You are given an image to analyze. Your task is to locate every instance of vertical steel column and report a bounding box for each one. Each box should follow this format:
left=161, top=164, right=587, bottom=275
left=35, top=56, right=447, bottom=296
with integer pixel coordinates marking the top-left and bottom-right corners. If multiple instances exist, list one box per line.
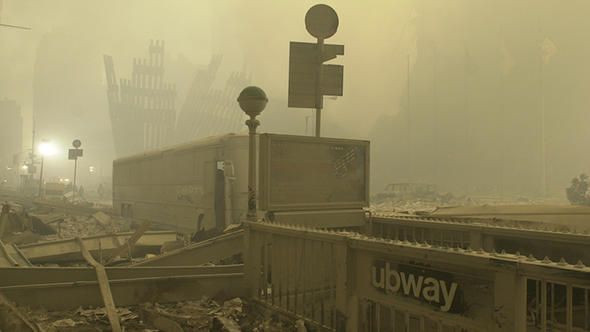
left=73, top=157, right=78, bottom=201
left=38, top=156, right=44, bottom=198
left=585, top=288, right=589, bottom=330
left=566, top=285, right=573, bottom=332
left=541, top=280, right=547, bottom=332
left=315, top=38, right=325, bottom=137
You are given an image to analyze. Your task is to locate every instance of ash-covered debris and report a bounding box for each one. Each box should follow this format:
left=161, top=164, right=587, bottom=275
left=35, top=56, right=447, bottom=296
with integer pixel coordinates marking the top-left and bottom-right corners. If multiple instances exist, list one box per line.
left=0, top=201, right=132, bottom=246
left=0, top=201, right=55, bottom=242
left=18, top=297, right=298, bottom=332
left=371, top=183, right=460, bottom=214
left=371, top=184, right=555, bottom=216
left=50, top=213, right=130, bottom=240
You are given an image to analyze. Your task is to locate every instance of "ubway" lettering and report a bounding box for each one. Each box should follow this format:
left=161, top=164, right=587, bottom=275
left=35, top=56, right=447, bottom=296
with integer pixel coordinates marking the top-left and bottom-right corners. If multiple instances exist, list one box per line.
left=371, top=262, right=458, bottom=312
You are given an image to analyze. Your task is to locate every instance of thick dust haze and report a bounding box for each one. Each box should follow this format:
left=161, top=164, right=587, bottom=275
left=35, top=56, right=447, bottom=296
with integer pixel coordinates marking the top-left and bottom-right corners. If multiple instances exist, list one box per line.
left=1, top=0, right=589, bottom=199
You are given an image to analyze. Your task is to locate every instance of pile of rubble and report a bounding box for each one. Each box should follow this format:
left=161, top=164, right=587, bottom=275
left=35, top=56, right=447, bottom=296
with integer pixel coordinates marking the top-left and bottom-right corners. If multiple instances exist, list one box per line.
left=48, top=212, right=131, bottom=241
left=8, top=297, right=298, bottom=332
left=371, top=194, right=557, bottom=215
left=0, top=200, right=301, bottom=332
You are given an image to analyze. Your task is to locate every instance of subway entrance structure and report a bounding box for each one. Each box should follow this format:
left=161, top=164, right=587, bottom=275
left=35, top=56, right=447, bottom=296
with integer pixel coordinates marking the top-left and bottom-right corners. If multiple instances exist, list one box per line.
left=112, top=89, right=590, bottom=332
left=244, top=221, right=590, bottom=331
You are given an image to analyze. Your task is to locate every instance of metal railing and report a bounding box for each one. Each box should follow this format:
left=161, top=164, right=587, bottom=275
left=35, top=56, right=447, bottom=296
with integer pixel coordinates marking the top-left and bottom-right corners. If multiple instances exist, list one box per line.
left=243, top=221, right=590, bottom=331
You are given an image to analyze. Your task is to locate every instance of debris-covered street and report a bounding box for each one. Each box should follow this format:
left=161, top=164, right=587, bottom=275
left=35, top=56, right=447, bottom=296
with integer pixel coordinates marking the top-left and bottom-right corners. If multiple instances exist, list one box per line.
left=12, top=297, right=298, bottom=332
left=0, top=200, right=301, bottom=331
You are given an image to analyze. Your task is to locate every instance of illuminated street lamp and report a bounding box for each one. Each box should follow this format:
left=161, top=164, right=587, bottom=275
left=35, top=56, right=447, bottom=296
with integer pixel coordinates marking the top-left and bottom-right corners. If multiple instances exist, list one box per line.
left=37, top=140, right=57, bottom=197
left=19, top=164, right=29, bottom=191
left=237, top=86, right=268, bottom=221
left=38, top=140, right=57, bottom=157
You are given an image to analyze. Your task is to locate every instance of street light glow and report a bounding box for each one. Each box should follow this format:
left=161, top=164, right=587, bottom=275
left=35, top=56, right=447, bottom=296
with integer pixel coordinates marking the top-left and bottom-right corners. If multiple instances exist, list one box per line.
left=38, top=141, right=57, bottom=157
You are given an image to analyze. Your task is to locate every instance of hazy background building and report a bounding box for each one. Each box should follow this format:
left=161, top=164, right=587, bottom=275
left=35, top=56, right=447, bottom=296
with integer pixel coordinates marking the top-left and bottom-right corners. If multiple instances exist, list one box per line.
left=0, top=99, right=23, bottom=185
left=2, top=0, right=590, bottom=199
left=369, top=1, right=590, bottom=198
left=105, top=40, right=177, bottom=157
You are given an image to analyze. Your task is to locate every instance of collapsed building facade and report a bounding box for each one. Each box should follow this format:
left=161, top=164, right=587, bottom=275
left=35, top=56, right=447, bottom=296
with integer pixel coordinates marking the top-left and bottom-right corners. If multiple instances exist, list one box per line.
left=104, top=43, right=253, bottom=157
left=104, top=40, right=177, bottom=158
left=174, top=55, right=251, bottom=143
left=0, top=99, right=22, bottom=186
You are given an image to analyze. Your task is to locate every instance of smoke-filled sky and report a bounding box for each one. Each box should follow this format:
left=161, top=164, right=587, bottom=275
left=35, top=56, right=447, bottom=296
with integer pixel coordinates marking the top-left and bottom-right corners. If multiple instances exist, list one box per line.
left=0, top=0, right=413, bottom=183
left=2, top=0, right=590, bottom=198
left=0, top=0, right=411, bottom=137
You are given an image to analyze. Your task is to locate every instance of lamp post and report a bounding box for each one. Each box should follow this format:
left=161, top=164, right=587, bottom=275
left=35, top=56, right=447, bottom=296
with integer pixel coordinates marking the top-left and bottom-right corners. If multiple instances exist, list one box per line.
left=237, top=86, right=268, bottom=221
left=37, top=140, right=56, bottom=198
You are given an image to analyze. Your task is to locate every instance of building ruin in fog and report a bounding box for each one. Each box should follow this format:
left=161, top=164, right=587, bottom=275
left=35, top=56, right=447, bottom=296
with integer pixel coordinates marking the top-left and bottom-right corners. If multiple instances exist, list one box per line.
left=0, top=98, right=22, bottom=183
left=174, top=55, right=251, bottom=143
left=370, top=1, right=590, bottom=198
left=104, top=40, right=176, bottom=158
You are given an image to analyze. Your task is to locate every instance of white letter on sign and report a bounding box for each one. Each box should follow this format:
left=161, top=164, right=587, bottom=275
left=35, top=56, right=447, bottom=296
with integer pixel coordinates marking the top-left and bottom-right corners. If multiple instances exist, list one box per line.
left=385, top=263, right=401, bottom=293
left=401, top=272, right=424, bottom=298
left=422, top=277, right=440, bottom=303
left=371, top=266, right=384, bottom=289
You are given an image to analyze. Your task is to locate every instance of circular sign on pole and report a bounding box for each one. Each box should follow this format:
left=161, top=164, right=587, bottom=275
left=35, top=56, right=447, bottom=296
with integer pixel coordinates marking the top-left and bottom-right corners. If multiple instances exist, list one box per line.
left=72, top=139, right=82, bottom=149
left=305, top=4, right=339, bottom=40
left=238, top=86, right=268, bottom=118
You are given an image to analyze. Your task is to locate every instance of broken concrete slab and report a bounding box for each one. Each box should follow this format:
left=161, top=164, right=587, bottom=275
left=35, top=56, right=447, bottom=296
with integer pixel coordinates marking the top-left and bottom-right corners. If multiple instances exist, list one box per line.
left=104, top=220, right=151, bottom=265
left=140, top=305, right=184, bottom=332
left=0, top=265, right=246, bottom=311
left=17, top=231, right=177, bottom=264
left=28, top=211, right=65, bottom=225
left=133, top=230, right=243, bottom=267
left=0, top=240, right=31, bottom=267
left=91, top=211, right=112, bottom=228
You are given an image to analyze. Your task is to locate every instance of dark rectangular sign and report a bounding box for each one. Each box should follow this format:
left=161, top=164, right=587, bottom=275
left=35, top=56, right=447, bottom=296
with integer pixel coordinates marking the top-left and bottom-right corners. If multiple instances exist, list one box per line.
left=288, top=41, right=344, bottom=108
left=371, top=260, right=466, bottom=314
left=68, top=149, right=83, bottom=160
left=259, top=134, right=369, bottom=211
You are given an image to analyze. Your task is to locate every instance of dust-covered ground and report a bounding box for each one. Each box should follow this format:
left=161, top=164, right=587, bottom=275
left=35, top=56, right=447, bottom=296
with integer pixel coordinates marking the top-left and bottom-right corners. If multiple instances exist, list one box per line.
left=6, top=297, right=301, bottom=332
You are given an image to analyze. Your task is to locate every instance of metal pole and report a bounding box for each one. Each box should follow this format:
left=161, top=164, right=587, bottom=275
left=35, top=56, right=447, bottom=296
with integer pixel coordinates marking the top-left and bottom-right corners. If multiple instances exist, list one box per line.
left=315, top=38, right=325, bottom=137
left=464, top=47, right=471, bottom=194
left=315, top=108, right=321, bottom=137
left=500, top=73, right=506, bottom=197
left=73, top=157, right=78, bottom=202
left=237, top=86, right=267, bottom=221
left=407, top=53, right=412, bottom=180
left=246, top=116, right=260, bottom=220
left=30, top=123, right=35, bottom=182
left=540, top=58, right=547, bottom=197
left=38, top=156, right=44, bottom=198
left=432, top=46, right=438, bottom=185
